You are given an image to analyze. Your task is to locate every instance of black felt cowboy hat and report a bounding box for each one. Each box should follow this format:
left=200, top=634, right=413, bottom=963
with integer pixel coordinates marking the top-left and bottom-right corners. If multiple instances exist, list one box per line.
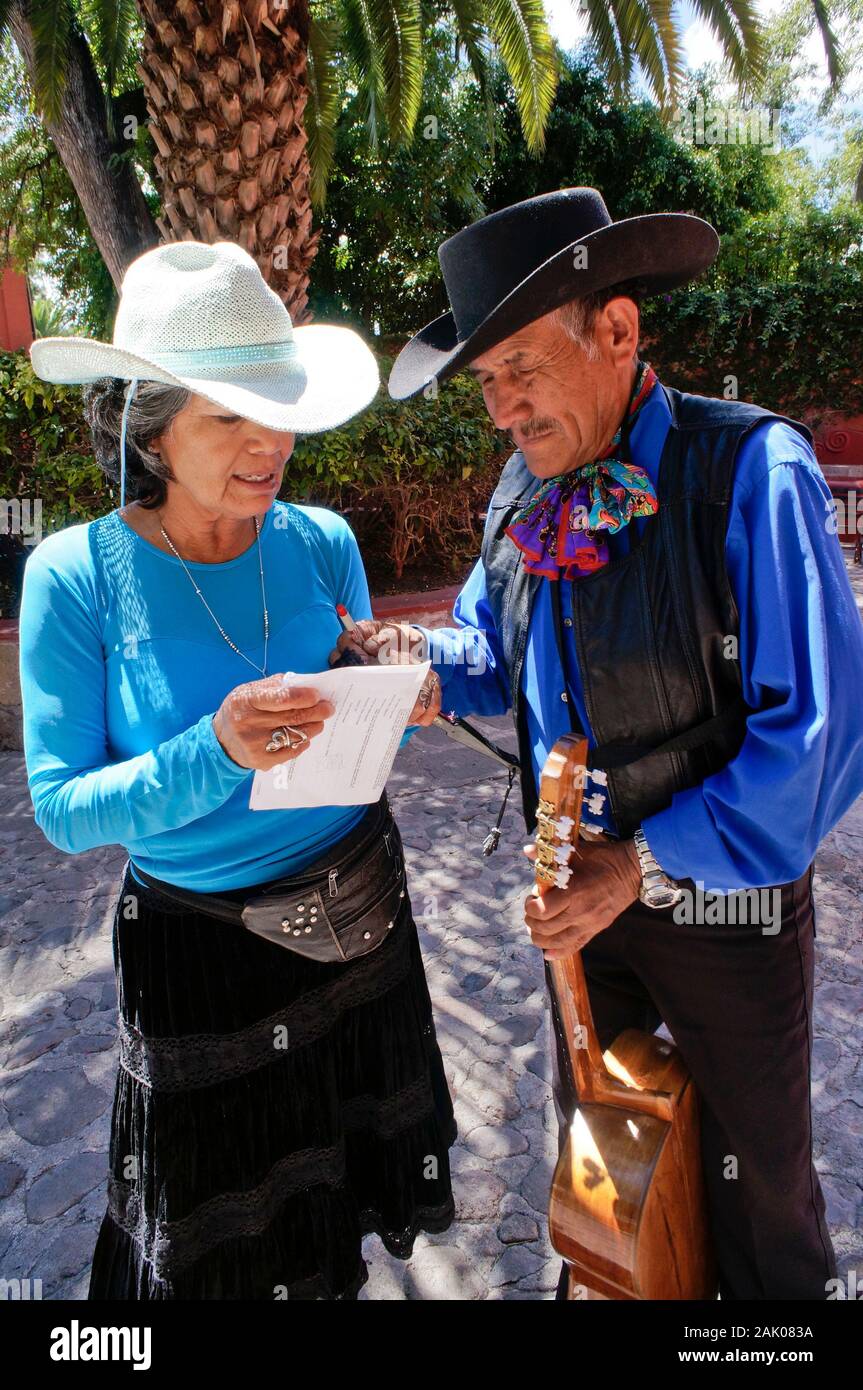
left=388, top=187, right=719, bottom=400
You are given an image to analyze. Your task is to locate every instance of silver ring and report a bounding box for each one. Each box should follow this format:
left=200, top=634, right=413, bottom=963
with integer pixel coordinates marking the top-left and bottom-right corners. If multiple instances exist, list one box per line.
left=265, top=724, right=310, bottom=754
left=418, top=672, right=439, bottom=711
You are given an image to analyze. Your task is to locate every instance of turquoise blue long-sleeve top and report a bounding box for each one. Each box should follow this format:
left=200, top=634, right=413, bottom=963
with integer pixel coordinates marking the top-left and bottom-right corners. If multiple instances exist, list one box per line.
left=423, top=381, right=863, bottom=891
left=19, top=501, right=380, bottom=892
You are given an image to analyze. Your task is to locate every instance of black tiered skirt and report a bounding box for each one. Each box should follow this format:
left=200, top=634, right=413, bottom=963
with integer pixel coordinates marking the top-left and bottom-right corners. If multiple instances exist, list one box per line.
left=88, top=858, right=457, bottom=1300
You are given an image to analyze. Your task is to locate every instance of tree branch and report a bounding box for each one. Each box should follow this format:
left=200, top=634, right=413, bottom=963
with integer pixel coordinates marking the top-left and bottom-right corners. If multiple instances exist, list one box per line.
left=8, top=2, right=159, bottom=287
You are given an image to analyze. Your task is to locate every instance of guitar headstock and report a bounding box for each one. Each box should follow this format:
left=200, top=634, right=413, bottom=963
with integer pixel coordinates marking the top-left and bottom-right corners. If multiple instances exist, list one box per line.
left=534, top=734, right=588, bottom=894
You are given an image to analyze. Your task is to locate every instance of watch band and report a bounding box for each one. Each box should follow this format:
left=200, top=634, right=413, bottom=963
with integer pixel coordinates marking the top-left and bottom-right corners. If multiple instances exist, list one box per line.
left=633, top=826, right=664, bottom=877
left=632, top=826, right=685, bottom=907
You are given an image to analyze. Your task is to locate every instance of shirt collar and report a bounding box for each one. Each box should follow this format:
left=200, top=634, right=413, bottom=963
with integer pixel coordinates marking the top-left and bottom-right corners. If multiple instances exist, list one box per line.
left=627, top=375, right=671, bottom=489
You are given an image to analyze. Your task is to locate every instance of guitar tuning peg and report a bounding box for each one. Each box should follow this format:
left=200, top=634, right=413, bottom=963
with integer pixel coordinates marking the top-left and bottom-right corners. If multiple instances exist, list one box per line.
left=589, top=768, right=608, bottom=786
left=585, top=792, right=606, bottom=815
left=556, top=814, right=575, bottom=839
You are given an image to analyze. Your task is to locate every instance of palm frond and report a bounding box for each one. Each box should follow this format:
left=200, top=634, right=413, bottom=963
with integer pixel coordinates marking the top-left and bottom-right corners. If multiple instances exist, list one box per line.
left=629, top=0, right=685, bottom=106
left=448, top=0, right=491, bottom=90
left=339, top=0, right=385, bottom=145
left=810, top=0, right=843, bottom=91
left=482, top=0, right=557, bottom=155
left=28, top=0, right=76, bottom=122
left=363, top=0, right=423, bottom=143
left=607, top=0, right=636, bottom=90
left=306, top=12, right=343, bottom=207
left=448, top=0, right=495, bottom=151
left=580, top=0, right=627, bottom=94
left=687, top=0, right=765, bottom=94
left=79, top=0, right=138, bottom=95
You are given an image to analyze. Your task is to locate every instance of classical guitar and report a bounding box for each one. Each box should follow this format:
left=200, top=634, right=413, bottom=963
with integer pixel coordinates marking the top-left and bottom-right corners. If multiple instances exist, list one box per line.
left=533, top=733, right=717, bottom=1301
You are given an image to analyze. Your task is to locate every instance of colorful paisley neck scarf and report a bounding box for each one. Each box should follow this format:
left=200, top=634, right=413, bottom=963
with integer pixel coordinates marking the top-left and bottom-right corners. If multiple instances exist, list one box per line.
left=505, top=360, right=659, bottom=579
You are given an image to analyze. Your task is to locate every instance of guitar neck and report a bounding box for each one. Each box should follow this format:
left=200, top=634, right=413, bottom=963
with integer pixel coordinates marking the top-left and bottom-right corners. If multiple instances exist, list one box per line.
left=533, top=735, right=608, bottom=1102
left=535, top=741, right=675, bottom=1120
left=534, top=734, right=662, bottom=1109
left=547, top=953, right=610, bottom=1105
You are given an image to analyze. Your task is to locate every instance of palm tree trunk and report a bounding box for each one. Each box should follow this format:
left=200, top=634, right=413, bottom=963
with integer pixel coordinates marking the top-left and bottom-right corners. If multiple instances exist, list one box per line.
left=8, top=3, right=159, bottom=288
left=137, top=0, right=319, bottom=322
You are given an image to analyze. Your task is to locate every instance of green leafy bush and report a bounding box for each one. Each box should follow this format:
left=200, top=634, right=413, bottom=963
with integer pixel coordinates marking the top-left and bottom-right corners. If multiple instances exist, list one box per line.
left=3, top=194, right=863, bottom=616
left=0, top=352, right=107, bottom=615
left=643, top=207, right=863, bottom=422
left=0, top=351, right=105, bottom=530
left=0, top=350, right=507, bottom=611
left=288, top=360, right=506, bottom=581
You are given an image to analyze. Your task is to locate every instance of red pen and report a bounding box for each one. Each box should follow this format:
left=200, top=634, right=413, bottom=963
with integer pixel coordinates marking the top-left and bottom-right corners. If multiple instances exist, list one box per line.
left=337, top=603, right=420, bottom=665
left=336, top=603, right=358, bottom=633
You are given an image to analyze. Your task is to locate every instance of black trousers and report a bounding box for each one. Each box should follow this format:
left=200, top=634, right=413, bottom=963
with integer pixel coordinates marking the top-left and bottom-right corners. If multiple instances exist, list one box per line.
left=546, top=864, right=837, bottom=1300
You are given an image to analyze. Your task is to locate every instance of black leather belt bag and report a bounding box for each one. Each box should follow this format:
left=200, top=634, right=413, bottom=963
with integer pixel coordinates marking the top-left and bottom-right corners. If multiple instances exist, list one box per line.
left=131, top=795, right=407, bottom=964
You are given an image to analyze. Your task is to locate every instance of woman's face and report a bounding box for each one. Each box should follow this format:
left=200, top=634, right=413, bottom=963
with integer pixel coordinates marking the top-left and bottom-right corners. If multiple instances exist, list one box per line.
left=151, top=393, right=295, bottom=519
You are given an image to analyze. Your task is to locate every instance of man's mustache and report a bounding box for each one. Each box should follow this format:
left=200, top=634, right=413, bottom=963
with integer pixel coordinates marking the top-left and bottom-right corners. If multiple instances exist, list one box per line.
left=511, top=418, right=562, bottom=442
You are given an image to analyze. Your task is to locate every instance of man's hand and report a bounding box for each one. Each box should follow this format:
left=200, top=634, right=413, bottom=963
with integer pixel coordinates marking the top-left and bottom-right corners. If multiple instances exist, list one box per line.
left=329, top=618, right=426, bottom=667
left=329, top=618, right=441, bottom=726
left=523, top=835, right=642, bottom=960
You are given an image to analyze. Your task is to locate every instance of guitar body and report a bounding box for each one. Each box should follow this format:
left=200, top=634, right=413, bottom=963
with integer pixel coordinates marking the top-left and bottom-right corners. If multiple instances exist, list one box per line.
left=549, top=1028, right=716, bottom=1300
left=533, top=734, right=718, bottom=1302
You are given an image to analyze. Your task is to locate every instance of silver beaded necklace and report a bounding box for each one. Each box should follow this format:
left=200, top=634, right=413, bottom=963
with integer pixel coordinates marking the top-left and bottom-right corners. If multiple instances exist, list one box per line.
left=159, top=513, right=269, bottom=677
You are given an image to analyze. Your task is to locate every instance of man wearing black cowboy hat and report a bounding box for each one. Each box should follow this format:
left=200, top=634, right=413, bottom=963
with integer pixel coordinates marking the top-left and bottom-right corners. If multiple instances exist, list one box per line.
left=334, top=188, right=863, bottom=1300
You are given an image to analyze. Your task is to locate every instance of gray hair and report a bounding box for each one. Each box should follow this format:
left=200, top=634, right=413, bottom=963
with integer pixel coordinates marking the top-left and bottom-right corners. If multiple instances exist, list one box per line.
left=82, top=377, right=191, bottom=508
left=548, top=282, right=644, bottom=361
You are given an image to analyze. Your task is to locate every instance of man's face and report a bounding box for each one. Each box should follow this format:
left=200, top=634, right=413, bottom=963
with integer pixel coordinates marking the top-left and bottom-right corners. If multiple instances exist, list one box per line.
left=466, top=298, right=639, bottom=478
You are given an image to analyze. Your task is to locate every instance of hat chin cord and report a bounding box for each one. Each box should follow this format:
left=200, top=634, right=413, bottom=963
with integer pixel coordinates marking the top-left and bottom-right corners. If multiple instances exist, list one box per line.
left=119, top=377, right=139, bottom=511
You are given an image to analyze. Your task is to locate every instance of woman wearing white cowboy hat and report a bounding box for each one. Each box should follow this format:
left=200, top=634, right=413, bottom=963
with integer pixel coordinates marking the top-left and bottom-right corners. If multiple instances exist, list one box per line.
left=20, top=239, right=455, bottom=1300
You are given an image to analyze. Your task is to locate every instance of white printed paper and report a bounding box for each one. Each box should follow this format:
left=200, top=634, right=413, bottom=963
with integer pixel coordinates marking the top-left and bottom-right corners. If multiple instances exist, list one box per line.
left=249, top=662, right=431, bottom=810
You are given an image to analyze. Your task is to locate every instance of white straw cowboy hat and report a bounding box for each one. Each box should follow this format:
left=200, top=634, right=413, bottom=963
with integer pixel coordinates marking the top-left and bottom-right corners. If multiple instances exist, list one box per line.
left=30, top=239, right=380, bottom=433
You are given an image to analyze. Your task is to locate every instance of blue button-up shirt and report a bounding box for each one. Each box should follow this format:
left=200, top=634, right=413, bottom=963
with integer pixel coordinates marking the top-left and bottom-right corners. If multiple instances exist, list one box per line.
left=423, top=380, right=863, bottom=891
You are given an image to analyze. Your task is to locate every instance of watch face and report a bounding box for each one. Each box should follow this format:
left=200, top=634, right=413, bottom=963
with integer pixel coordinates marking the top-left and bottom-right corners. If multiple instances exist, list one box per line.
left=643, top=883, right=683, bottom=910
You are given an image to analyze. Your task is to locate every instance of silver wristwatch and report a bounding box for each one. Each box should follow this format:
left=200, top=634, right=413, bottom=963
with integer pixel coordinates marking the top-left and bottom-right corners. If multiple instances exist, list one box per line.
left=632, top=827, right=685, bottom=909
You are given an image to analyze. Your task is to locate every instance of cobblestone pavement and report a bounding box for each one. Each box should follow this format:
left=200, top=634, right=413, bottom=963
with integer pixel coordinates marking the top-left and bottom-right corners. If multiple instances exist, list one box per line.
left=1, top=556, right=862, bottom=1301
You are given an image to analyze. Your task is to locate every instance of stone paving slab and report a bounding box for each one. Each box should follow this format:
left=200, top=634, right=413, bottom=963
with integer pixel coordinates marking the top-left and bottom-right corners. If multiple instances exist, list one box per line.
left=1, top=555, right=861, bottom=1300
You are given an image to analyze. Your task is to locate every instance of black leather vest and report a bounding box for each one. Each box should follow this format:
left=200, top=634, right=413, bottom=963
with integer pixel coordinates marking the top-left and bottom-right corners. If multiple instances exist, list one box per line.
left=479, top=384, right=813, bottom=835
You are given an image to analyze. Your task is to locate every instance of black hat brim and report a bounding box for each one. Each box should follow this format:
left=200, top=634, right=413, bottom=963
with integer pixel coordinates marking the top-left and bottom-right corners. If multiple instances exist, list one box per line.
left=388, top=212, right=718, bottom=400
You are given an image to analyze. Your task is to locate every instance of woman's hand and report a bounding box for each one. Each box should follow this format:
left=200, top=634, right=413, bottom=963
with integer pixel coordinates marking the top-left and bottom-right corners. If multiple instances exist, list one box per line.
left=329, top=620, right=441, bottom=726
left=213, top=674, right=335, bottom=771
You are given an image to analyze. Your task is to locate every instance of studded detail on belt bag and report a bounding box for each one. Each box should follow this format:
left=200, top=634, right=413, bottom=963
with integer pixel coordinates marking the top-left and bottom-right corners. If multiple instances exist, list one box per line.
left=131, top=796, right=407, bottom=963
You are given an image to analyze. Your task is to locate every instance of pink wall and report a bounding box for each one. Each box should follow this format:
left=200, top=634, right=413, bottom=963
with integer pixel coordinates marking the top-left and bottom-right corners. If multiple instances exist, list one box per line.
left=0, top=266, right=34, bottom=352
left=812, top=417, right=863, bottom=549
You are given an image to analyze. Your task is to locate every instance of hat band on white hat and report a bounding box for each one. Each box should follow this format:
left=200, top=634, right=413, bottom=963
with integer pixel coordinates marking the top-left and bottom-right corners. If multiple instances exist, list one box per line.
left=144, top=339, right=300, bottom=378
left=114, top=338, right=306, bottom=504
